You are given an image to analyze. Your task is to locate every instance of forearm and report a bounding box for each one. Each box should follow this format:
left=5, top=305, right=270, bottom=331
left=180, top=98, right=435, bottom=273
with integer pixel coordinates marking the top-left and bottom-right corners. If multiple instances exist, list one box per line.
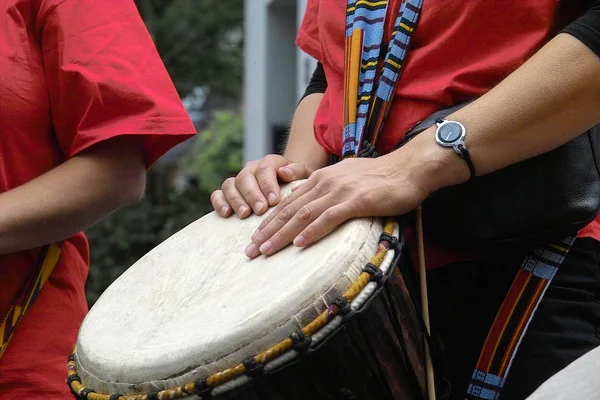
left=284, top=93, right=329, bottom=171
left=0, top=137, right=146, bottom=254
left=398, top=33, right=600, bottom=193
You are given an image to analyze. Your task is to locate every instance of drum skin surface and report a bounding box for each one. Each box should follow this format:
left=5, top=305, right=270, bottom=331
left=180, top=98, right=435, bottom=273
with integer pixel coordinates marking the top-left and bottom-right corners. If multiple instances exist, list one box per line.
left=526, top=344, right=600, bottom=400
left=75, top=183, right=384, bottom=395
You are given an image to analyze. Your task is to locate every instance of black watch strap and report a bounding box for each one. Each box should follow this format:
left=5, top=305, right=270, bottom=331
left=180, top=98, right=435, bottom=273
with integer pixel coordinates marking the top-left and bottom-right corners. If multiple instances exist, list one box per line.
left=455, top=143, right=476, bottom=180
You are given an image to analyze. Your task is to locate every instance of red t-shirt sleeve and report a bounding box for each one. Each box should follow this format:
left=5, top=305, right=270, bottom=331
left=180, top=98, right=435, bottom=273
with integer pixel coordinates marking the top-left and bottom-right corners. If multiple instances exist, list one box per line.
left=38, top=0, right=196, bottom=168
left=296, top=0, right=322, bottom=61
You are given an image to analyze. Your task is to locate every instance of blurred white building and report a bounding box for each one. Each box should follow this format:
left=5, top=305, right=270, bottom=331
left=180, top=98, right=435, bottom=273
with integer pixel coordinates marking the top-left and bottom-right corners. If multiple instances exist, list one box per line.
left=243, top=0, right=317, bottom=163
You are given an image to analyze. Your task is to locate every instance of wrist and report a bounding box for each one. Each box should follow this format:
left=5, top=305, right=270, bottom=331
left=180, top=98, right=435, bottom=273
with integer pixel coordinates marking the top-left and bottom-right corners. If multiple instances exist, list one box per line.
left=389, top=126, right=471, bottom=194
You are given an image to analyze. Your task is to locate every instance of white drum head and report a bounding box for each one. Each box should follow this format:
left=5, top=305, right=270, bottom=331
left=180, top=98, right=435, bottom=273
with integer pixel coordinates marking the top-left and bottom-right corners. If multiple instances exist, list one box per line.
left=526, top=344, right=600, bottom=399
left=74, top=182, right=394, bottom=395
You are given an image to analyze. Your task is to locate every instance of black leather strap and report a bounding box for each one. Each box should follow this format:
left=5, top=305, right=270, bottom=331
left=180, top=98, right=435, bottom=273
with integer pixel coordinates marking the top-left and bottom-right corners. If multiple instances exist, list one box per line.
left=455, top=143, right=476, bottom=180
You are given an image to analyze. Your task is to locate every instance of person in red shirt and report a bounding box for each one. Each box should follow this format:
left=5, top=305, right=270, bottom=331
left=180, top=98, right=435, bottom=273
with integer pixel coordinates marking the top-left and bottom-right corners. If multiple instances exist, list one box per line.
left=0, top=0, right=195, bottom=397
left=211, top=0, right=600, bottom=399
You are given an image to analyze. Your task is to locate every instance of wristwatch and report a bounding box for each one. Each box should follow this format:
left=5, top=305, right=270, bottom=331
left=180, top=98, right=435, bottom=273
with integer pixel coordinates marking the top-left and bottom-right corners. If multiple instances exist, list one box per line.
left=434, top=118, right=476, bottom=179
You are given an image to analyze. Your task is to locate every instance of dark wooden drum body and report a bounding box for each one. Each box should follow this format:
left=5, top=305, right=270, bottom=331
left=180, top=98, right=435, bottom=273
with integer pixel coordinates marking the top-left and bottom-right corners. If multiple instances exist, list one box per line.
left=222, top=266, right=427, bottom=400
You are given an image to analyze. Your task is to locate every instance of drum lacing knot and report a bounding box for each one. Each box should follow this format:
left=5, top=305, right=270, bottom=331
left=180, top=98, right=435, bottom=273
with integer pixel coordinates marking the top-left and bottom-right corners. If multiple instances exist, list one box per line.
left=380, top=232, right=400, bottom=250
left=78, top=388, right=95, bottom=400
left=109, top=395, right=121, bottom=400
left=194, top=379, right=211, bottom=397
left=333, top=296, right=351, bottom=317
left=363, top=263, right=386, bottom=285
left=243, top=357, right=264, bottom=379
left=290, top=329, right=312, bottom=352
left=147, top=392, right=160, bottom=400
left=357, top=140, right=378, bottom=158
left=67, top=374, right=81, bottom=386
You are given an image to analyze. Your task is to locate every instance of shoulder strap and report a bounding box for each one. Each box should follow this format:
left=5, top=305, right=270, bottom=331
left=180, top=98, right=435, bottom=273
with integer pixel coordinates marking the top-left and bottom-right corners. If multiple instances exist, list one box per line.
left=343, top=0, right=423, bottom=159
left=466, top=237, right=574, bottom=399
left=0, top=242, right=63, bottom=360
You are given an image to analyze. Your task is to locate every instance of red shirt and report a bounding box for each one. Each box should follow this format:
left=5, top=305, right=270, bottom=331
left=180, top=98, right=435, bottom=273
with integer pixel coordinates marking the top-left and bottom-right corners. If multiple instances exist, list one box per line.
left=296, top=0, right=599, bottom=268
left=0, top=0, right=195, bottom=397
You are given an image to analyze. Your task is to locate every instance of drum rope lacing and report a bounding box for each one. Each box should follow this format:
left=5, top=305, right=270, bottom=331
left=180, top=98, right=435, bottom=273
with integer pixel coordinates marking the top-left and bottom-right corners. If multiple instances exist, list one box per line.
left=67, top=220, right=400, bottom=400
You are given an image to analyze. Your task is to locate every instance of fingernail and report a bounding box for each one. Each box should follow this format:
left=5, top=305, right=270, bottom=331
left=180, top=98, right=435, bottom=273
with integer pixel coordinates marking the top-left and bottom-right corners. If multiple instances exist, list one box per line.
left=238, top=205, right=248, bottom=216
left=245, top=243, right=259, bottom=258
left=254, top=202, right=264, bottom=213
left=220, top=206, right=229, bottom=216
left=267, top=192, right=277, bottom=204
left=259, top=241, right=273, bottom=254
left=294, top=236, right=306, bottom=247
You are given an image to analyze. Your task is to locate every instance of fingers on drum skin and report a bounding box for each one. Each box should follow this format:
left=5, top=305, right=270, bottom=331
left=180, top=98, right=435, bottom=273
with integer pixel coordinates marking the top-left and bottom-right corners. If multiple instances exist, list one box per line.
left=234, top=167, right=269, bottom=215
left=245, top=202, right=301, bottom=258
left=253, top=182, right=312, bottom=235
left=252, top=193, right=334, bottom=257
left=222, top=177, right=252, bottom=218
left=210, top=190, right=234, bottom=217
left=294, top=202, right=353, bottom=247
left=254, top=163, right=281, bottom=207
left=245, top=192, right=311, bottom=258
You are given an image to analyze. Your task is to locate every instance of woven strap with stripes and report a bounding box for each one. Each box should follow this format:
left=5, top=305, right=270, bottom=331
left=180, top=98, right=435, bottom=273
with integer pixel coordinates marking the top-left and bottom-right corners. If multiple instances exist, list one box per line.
left=466, top=237, right=574, bottom=400
left=0, top=242, right=62, bottom=361
left=342, top=0, right=423, bottom=159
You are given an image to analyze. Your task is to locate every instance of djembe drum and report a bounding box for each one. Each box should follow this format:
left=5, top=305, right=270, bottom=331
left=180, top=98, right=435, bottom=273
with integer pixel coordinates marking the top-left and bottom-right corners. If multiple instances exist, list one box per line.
left=67, top=183, right=427, bottom=400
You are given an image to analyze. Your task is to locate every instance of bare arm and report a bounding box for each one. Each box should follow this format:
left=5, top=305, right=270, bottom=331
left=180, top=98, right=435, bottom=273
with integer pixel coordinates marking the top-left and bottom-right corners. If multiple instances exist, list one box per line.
left=283, top=93, right=329, bottom=172
left=398, top=33, right=600, bottom=193
left=0, top=137, right=146, bottom=254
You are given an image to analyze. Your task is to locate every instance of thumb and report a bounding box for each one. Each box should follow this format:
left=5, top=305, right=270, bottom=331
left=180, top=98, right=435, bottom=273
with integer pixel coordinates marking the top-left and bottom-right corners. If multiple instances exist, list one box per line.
left=277, top=163, right=312, bottom=182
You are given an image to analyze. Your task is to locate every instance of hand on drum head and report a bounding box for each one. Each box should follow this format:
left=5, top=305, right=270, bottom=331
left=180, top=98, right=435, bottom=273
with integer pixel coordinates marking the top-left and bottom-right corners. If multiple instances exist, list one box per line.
left=210, top=154, right=313, bottom=219
left=245, top=154, right=432, bottom=258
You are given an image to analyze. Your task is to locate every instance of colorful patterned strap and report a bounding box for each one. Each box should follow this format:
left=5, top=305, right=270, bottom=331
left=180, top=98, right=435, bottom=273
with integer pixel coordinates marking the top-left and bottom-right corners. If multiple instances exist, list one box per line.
left=343, top=0, right=423, bottom=159
left=0, top=242, right=62, bottom=360
left=466, top=237, right=575, bottom=400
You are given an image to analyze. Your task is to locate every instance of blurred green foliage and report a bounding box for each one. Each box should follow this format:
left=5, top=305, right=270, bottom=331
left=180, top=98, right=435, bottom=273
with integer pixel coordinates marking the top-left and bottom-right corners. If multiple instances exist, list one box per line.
left=135, top=0, right=244, bottom=97
left=181, top=111, right=244, bottom=193
left=84, top=1, right=245, bottom=306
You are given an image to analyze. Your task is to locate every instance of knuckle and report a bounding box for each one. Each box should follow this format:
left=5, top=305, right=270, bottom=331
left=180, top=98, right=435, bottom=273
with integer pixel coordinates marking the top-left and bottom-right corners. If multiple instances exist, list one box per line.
left=279, top=192, right=292, bottom=207
left=269, top=232, right=283, bottom=247
left=309, top=169, right=322, bottom=179
left=278, top=205, right=296, bottom=222
left=323, top=207, right=341, bottom=222
left=235, top=168, right=252, bottom=184
left=210, top=190, right=221, bottom=202
left=296, top=205, right=312, bottom=221
left=227, top=193, right=241, bottom=205
left=240, top=188, right=259, bottom=202
left=222, top=178, right=236, bottom=189
left=263, top=154, right=282, bottom=164
left=254, top=164, right=273, bottom=177
left=302, top=225, right=317, bottom=241
left=244, top=160, right=258, bottom=170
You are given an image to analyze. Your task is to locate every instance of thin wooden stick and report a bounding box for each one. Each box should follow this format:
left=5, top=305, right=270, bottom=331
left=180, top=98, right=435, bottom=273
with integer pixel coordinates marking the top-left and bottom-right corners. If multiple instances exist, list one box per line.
left=416, top=204, right=436, bottom=400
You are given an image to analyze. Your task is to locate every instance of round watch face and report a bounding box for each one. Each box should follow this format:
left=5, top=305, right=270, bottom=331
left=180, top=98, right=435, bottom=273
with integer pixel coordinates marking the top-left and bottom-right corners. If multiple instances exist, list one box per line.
left=437, top=121, right=464, bottom=144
